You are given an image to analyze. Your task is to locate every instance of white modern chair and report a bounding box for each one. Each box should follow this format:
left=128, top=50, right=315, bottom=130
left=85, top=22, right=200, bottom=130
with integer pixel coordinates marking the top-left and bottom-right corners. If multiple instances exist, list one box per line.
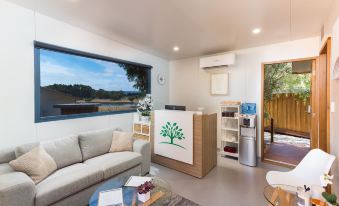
left=266, top=149, right=336, bottom=187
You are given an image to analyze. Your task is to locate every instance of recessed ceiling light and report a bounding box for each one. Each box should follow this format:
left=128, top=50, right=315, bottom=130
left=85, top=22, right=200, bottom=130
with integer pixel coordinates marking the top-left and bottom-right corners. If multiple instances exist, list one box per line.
left=173, top=46, right=180, bottom=52
left=252, top=28, right=261, bottom=34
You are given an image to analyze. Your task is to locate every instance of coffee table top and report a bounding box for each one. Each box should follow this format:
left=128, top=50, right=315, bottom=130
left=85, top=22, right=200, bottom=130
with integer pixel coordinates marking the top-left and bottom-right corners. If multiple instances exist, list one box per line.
left=264, top=184, right=298, bottom=206
left=89, top=176, right=171, bottom=206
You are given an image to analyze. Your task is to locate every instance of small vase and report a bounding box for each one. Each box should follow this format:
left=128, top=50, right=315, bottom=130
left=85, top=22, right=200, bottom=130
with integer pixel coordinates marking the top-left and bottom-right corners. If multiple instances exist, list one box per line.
left=140, top=116, right=150, bottom=123
left=311, top=185, right=325, bottom=199
left=138, top=191, right=150, bottom=202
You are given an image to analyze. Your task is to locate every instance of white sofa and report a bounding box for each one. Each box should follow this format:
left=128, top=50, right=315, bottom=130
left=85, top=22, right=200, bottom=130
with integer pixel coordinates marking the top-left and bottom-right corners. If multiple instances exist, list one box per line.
left=0, top=128, right=150, bottom=206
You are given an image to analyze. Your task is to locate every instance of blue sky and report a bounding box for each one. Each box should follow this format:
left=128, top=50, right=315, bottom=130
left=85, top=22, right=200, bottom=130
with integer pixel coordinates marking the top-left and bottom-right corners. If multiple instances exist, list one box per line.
left=40, top=49, right=137, bottom=91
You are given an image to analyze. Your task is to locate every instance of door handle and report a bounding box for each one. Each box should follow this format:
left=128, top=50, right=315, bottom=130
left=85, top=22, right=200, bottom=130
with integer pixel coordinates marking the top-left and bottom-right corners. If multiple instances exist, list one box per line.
left=305, top=105, right=312, bottom=114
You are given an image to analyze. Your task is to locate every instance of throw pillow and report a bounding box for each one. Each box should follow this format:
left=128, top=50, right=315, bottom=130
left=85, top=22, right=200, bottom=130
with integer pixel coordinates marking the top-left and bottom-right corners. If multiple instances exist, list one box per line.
left=109, top=131, right=133, bottom=152
left=9, top=146, right=57, bottom=184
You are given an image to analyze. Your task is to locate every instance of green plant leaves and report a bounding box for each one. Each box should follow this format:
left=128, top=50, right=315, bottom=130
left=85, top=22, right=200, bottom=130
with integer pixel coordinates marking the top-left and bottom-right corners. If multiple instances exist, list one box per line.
left=159, top=121, right=185, bottom=145
left=264, top=63, right=311, bottom=102
left=322, top=192, right=338, bottom=204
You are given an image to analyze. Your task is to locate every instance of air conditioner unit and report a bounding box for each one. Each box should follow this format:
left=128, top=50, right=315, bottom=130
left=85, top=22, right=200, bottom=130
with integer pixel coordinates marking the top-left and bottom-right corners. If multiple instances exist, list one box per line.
left=199, top=53, right=235, bottom=68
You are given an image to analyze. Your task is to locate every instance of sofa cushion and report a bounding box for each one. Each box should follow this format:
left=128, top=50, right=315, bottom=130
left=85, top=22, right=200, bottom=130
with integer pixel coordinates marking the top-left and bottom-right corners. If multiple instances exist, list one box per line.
left=15, top=142, right=40, bottom=158
left=42, top=135, right=82, bottom=169
left=79, top=129, right=113, bottom=161
left=84, top=152, right=142, bottom=179
left=9, top=146, right=57, bottom=184
left=0, top=172, right=36, bottom=206
left=0, top=148, right=16, bottom=164
left=14, top=137, right=82, bottom=170
left=0, top=163, right=14, bottom=175
left=35, top=163, right=103, bottom=206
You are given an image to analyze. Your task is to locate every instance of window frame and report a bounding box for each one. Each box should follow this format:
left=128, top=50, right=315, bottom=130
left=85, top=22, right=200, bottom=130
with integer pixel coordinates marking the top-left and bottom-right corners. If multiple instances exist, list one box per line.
left=34, top=41, right=152, bottom=123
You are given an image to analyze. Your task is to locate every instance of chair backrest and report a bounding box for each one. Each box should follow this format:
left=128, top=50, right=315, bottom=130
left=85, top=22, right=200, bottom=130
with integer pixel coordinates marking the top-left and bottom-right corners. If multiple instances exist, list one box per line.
left=292, top=149, right=335, bottom=186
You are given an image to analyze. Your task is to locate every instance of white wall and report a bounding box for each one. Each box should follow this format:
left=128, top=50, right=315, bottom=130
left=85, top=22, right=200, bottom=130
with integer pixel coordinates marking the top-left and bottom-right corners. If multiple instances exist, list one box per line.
left=0, top=0, right=169, bottom=149
left=323, top=0, right=339, bottom=43
left=169, top=37, right=320, bottom=155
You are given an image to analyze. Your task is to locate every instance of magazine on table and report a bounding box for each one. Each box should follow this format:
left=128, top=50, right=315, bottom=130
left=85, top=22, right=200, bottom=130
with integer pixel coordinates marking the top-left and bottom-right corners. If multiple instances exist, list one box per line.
left=125, top=176, right=153, bottom=187
left=98, top=188, right=123, bottom=206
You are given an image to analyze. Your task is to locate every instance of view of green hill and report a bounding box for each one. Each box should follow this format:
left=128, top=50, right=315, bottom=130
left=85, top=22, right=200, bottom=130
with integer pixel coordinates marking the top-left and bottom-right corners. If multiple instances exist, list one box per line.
left=44, top=84, right=144, bottom=101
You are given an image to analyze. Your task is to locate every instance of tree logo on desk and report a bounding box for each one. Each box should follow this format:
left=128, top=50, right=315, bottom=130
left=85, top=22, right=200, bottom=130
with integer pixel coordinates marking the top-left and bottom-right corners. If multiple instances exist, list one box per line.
left=159, top=122, right=186, bottom=149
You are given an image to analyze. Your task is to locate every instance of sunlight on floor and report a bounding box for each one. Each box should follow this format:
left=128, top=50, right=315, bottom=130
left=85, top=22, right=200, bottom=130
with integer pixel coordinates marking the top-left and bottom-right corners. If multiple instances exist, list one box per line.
left=264, top=132, right=310, bottom=148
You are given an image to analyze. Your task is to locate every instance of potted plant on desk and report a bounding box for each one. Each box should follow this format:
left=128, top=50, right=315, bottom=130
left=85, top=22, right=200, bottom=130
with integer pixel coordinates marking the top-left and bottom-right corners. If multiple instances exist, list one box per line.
left=320, top=174, right=338, bottom=206
left=310, top=174, right=337, bottom=205
left=137, top=94, right=153, bottom=123
left=137, top=181, right=155, bottom=202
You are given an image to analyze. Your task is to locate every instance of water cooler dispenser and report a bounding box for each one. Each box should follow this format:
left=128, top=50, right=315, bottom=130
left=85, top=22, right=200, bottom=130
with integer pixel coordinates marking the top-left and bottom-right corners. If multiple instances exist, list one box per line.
left=239, top=114, right=257, bottom=167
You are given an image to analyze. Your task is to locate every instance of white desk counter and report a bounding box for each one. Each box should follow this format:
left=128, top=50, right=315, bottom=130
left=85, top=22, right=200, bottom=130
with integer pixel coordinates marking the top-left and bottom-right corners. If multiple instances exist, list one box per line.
left=151, top=110, right=217, bottom=178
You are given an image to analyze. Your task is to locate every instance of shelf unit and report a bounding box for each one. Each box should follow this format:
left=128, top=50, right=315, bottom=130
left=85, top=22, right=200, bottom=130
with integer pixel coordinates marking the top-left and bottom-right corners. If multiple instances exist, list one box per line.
left=133, top=121, right=151, bottom=141
left=133, top=114, right=151, bottom=141
left=220, top=104, right=240, bottom=158
left=221, top=127, right=239, bottom=132
left=222, top=117, right=239, bottom=120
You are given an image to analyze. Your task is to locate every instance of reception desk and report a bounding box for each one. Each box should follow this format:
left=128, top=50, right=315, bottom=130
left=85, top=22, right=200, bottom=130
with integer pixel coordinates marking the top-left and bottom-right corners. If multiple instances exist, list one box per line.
left=151, top=110, right=217, bottom=178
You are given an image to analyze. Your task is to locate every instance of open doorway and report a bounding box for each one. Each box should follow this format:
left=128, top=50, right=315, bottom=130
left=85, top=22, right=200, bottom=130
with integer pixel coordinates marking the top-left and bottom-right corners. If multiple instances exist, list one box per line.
left=262, top=60, right=313, bottom=166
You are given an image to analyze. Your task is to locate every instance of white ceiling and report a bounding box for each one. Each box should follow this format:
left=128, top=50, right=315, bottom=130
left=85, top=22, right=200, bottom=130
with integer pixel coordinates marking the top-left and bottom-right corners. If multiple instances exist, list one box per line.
left=8, top=0, right=334, bottom=60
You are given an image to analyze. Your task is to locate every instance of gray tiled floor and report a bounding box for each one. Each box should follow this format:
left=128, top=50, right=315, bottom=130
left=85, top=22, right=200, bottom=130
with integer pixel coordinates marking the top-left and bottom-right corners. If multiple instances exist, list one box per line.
left=150, top=157, right=289, bottom=206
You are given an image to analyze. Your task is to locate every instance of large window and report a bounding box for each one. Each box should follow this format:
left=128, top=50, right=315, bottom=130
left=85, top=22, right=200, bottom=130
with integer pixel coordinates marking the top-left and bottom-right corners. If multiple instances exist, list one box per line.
left=34, top=41, right=151, bottom=122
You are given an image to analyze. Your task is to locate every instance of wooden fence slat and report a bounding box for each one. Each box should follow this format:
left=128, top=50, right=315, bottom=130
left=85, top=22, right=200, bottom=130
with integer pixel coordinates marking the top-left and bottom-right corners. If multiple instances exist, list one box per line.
left=264, top=93, right=310, bottom=135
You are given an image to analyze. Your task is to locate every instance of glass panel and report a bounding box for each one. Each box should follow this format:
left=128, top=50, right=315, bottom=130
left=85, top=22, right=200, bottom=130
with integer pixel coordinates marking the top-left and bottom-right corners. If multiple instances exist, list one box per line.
left=37, top=46, right=150, bottom=120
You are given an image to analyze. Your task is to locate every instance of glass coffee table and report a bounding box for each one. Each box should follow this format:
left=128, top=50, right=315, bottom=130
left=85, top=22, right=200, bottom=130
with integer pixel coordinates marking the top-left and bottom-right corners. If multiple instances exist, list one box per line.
left=89, top=176, right=172, bottom=206
left=264, top=184, right=298, bottom=206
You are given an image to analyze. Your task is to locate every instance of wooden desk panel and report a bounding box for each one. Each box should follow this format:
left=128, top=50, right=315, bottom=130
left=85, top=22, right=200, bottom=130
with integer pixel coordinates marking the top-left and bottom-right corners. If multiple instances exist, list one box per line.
left=151, top=113, right=217, bottom=178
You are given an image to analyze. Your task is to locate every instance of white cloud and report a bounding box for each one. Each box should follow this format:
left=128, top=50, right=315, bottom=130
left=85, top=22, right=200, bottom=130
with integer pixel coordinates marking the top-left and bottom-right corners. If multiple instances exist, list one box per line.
left=93, top=59, right=126, bottom=78
left=41, top=61, right=75, bottom=77
left=103, top=67, right=114, bottom=77
left=40, top=57, right=136, bottom=91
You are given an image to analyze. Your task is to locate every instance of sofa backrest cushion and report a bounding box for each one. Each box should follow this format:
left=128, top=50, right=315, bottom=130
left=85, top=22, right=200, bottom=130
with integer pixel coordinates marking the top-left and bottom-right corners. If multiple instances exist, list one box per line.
left=15, top=136, right=82, bottom=169
left=42, top=135, right=82, bottom=169
left=0, top=148, right=16, bottom=164
left=79, top=128, right=113, bottom=161
left=15, top=142, right=40, bottom=158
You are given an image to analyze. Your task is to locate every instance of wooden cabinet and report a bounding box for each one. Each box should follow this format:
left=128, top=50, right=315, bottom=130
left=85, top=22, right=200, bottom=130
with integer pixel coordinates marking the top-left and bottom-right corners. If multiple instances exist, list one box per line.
left=133, top=122, right=151, bottom=141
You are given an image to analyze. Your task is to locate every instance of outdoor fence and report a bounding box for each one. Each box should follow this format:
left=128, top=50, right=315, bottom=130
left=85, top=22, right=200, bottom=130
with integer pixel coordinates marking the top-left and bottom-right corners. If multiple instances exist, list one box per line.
left=264, top=93, right=311, bottom=138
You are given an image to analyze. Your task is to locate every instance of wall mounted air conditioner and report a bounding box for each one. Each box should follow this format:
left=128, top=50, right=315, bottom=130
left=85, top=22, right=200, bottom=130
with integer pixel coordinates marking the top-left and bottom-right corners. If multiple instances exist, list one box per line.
left=199, top=53, right=235, bottom=68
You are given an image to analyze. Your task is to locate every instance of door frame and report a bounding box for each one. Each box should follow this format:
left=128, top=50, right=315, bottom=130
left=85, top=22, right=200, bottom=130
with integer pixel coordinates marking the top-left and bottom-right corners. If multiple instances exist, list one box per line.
left=260, top=57, right=318, bottom=165
left=319, top=37, right=331, bottom=153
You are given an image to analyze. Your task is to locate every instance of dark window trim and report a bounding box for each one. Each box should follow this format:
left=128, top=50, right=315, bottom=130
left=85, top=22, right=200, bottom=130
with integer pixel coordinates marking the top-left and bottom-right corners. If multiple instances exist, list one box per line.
left=34, top=41, right=152, bottom=123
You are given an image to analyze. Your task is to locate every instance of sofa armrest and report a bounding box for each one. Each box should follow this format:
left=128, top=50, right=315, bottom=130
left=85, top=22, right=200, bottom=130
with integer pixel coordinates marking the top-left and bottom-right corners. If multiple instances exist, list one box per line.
left=133, top=139, right=150, bottom=175
left=0, top=172, right=36, bottom=206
